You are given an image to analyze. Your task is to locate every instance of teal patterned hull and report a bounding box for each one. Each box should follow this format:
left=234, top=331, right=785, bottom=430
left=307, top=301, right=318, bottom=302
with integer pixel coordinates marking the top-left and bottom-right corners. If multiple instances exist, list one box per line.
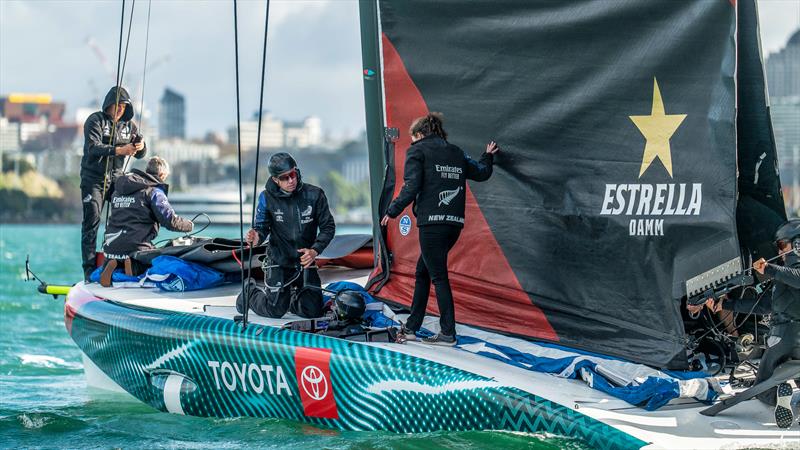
left=65, top=285, right=646, bottom=450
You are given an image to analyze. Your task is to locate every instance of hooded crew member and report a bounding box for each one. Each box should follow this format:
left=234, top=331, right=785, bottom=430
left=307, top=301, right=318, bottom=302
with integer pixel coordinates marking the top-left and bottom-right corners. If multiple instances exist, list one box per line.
left=80, top=86, right=147, bottom=280
left=103, top=157, right=192, bottom=262
left=237, top=153, right=336, bottom=319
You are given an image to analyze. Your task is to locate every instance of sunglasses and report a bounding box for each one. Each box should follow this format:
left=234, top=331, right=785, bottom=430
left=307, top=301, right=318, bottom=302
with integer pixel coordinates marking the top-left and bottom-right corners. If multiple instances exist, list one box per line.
left=276, top=170, right=297, bottom=182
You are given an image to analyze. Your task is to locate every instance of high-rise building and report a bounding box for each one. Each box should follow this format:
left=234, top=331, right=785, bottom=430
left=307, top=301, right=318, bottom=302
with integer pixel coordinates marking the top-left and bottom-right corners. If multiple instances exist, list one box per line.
left=159, top=88, right=186, bottom=139
left=766, top=29, right=800, bottom=98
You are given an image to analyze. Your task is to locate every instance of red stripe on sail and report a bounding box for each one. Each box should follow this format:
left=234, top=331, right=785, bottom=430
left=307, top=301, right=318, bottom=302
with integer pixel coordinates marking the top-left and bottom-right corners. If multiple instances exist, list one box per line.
left=376, top=35, right=557, bottom=341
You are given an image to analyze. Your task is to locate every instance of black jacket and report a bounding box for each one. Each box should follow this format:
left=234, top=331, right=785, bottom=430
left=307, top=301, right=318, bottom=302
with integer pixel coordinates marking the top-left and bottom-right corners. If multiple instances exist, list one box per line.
left=254, top=175, right=336, bottom=268
left=103, top=169, right=193, bottom=258
left=81, top=87, right=147, bottom=187
left=726, top=255, right=800, bottom=327
left=386, top=135, right=493, bottom=227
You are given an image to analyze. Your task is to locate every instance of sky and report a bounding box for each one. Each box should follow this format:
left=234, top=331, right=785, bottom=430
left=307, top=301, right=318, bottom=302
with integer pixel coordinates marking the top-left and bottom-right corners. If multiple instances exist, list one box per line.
left=1, top=0, right=799, bottom=140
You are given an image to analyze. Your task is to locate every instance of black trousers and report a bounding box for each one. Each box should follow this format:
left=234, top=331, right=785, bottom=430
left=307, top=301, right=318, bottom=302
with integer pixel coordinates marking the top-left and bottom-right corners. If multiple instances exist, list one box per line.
left=81, top=183, right=110, bottom=279
left=405, top=225, right=462, bottom=337
left=237, top=267, right=323, bottom=319
left=755, top=323, right=800, bottom=406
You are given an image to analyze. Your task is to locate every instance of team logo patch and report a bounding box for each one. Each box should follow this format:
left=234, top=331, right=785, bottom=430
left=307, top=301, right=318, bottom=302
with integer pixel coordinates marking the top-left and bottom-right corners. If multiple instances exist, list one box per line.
left=438, top=186, right=462, bottom=206
left=399, top=215, right=412, bottom=236
left=294, top=347, right=338, bottom=419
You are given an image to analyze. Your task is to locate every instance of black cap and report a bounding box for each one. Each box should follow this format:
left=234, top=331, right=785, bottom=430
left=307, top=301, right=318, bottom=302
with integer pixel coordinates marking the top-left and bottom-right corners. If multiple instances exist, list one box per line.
left=268, top=152, right=297, bottom=177
left=774, top=219, right=800, bottom=244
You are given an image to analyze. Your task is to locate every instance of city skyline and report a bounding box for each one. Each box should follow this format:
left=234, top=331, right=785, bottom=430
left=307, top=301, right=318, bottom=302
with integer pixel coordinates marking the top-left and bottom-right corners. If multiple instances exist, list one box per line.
left=2, top=1, right=798, bottom=141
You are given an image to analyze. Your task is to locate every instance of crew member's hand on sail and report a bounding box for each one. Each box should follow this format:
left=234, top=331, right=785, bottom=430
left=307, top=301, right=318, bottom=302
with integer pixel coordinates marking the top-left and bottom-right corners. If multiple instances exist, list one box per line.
left=486, top=141, right=500, bottom=154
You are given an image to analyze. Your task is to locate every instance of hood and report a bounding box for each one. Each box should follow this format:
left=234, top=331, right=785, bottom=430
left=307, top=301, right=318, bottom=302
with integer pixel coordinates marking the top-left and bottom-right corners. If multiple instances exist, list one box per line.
left=102, top=86, right=134, bottom=121
left=115, top=169, right=166, bottom=195
left=265, top=169, right=304, bottom=198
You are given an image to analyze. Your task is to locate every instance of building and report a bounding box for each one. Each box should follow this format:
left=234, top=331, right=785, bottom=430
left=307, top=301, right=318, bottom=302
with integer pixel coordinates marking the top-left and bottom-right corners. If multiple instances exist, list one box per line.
left=159, top=88, right=186, bottom=139
left=342, top=155, right=369, bottom=184
left=766, top=29, right=800, bottom=98
left=284, top=116, right=322, bottom=148
left=0, top=93, right=64, bottom=125
left=0, top=117, right=21, bottom=154
left=0, top=93, right=65, bottom=146
left=227, top=113, right=323, bottom=150
left=151, top=138, right=220, bottom=165
left=228, top=111, right=283, bottom=151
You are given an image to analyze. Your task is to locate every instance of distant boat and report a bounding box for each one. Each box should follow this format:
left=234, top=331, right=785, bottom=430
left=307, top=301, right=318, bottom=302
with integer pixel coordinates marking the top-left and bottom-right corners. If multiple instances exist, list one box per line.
left=168, top=185, right=252, bottom=226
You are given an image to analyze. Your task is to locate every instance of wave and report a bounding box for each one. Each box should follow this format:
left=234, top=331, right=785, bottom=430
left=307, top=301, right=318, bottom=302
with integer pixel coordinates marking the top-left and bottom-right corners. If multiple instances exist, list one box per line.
left=17, top=354, right=82, bottom=370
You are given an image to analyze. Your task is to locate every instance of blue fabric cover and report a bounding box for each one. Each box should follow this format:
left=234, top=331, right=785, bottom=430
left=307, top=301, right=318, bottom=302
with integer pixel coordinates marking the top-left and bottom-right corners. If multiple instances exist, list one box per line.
left=88, top=266, right=141, bottom=283
left=456, top=335, right=712, bottom=410
left=145, top=255, right=224, bottom=292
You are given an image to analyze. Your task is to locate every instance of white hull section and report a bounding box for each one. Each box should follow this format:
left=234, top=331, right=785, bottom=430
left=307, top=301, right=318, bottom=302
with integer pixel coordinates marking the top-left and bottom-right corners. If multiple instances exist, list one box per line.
left=74, top=272, right=800, bottom=449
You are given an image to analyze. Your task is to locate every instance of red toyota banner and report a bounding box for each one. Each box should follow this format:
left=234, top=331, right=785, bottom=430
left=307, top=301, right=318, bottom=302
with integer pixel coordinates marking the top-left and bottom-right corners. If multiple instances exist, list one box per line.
left=294, top=347, right=338, bottom=419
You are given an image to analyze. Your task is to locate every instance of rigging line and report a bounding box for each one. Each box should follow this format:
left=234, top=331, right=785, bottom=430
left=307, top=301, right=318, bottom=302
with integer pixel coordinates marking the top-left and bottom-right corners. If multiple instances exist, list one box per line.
left=103, top=0, right=138, bottom=229
left=123, top=0, right=152, bottom=175
left=232, top=0, right=248, bottom=328
left=243, top=0, right=272, bottom=324
left=101, top=0, right=130, bottom=229
left=119, top=0, right=137, bottom=86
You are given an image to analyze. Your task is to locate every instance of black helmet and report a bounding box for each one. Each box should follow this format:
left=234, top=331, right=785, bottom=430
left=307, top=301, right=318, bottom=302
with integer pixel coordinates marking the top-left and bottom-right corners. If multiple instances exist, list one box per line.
left=775, top=219, right=800, bottom=249
left=333, top=290, right=366, bottom=321
left=268, top=152, right=297, bottom=177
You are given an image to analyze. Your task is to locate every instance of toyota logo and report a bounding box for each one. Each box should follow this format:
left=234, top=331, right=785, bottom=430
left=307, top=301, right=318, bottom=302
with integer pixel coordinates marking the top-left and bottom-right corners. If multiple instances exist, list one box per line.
left=300, top=365, right=328, bottom=401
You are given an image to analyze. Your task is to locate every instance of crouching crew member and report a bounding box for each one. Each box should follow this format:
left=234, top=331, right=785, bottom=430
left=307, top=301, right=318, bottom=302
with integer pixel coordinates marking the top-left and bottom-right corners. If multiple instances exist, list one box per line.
left=751, top=220, right=800, bottom=428
left=692, top=219, right=800, bottom=428
left=381, top=113, right=499, bottom=346
left=100, top=156, right=193, bottom=285
left=238, top=152, right=336, bottom=318
left=80, top=86, right=147, bottom=280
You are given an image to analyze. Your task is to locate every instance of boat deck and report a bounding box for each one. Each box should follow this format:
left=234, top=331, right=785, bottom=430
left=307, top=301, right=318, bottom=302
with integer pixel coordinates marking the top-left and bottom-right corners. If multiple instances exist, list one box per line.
left=78, top=270, right=800, bottom=449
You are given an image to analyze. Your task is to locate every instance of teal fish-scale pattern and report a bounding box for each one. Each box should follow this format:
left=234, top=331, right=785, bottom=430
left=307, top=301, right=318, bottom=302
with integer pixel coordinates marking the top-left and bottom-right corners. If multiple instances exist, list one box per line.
left=68, top=300, right=647, bottom=450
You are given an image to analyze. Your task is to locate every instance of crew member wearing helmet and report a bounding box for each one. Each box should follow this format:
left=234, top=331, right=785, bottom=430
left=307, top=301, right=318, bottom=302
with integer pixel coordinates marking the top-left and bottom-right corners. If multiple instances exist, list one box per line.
left=693, top=219, right=800, bottom=427
left=750, top=220, right=800, bottom=427
left=237, top=152, right=336, bottom=318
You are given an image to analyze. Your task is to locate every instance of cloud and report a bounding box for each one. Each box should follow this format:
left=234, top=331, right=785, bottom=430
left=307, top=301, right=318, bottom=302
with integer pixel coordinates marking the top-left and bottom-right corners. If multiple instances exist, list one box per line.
left=0, top=0, right=365, bottom=138
left=2, top=0, right=797, bottom=139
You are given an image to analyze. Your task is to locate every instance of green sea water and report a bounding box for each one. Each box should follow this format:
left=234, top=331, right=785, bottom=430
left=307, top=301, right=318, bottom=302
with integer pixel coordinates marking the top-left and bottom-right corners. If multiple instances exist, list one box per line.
left=0, top=224, right=588, bottom=449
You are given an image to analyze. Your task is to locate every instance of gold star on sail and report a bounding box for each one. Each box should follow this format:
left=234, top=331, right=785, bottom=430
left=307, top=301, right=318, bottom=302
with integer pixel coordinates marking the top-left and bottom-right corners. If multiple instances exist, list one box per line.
left=629, top=78, right=687, bottom=178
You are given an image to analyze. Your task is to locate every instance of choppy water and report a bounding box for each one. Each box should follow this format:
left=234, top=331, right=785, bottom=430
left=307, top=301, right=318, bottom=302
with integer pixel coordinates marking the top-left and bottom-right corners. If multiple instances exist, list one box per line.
left=0, top=224, right=586, bottom=449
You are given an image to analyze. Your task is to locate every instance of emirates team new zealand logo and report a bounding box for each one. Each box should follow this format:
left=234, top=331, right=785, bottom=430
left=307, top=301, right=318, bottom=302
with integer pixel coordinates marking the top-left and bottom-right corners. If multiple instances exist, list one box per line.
left=438, top=186, right=462, bottom=206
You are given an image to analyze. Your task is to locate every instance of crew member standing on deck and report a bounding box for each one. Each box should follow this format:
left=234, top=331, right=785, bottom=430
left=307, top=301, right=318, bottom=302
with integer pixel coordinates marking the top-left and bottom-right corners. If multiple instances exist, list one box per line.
left=381, top=113, right=499, bottom=346
left=80, top=86, right=147, bottom=280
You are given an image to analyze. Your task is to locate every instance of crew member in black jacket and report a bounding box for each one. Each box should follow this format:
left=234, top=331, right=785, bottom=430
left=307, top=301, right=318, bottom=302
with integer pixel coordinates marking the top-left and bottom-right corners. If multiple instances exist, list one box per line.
left=99, top=157, right=192, bottom=285
left=690, top=219, right=800, bottom=427
left=80, top=86, right=147, bottom=280
left=238, top=153, right=336, bottom=318
left=381, top=113, right=499, bottom=346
